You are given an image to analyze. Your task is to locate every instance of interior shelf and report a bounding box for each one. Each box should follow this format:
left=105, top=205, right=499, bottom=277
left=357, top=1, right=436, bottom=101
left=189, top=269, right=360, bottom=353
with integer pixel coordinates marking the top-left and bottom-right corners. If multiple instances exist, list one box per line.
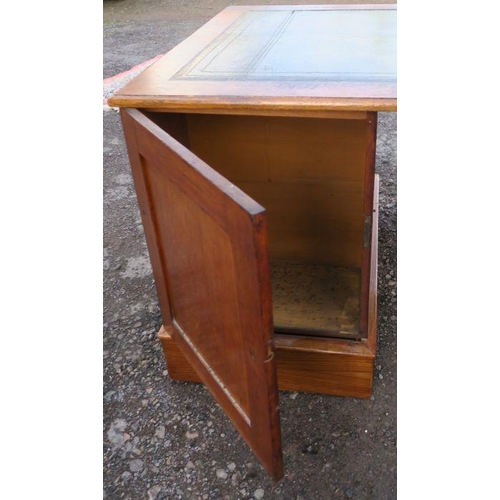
left=270, top=261, right=361, bottom=339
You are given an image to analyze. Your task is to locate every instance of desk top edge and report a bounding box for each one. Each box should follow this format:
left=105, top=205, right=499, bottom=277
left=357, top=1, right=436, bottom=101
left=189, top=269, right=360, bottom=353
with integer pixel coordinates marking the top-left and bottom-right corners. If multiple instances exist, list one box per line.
left=107, top=95, right=397, bottom=113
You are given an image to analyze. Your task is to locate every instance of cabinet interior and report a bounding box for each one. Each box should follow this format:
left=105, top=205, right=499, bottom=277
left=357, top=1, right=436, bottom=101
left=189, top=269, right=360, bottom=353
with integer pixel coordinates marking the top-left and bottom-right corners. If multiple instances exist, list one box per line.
left=145, top=111, right=367, bottom=340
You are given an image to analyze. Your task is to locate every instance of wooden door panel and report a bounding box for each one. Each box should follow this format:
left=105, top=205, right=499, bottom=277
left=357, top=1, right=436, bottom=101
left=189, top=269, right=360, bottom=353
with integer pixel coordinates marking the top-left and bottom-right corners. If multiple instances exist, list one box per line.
left=146, top=169, right=251, bottom=414
left=120, top=108, right=283, bottom=480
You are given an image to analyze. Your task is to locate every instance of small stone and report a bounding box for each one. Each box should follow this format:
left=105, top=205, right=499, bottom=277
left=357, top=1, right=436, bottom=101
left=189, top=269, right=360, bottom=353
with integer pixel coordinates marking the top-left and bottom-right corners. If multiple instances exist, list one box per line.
left=290, top=392, right=298, bottom=400
left=104, top=391, right=115, bottom=401
left=147, top=485, right=162, bottom=500
left=121, top=471, right=131, bottom=481
left=155, top=426, right=165, bottom=439
left=216, top=469, right=228, bottom=479
left=228, top=462, right=236, bottom=471
left=254, top=489, right=265, bottom=499
left=146, top=387, right=153, bottom=394
left=379, top=373, right=384, bottom=379
left=186, top=460, right=196, bottom=469
left=107, top=419, right=128, bottom=449
left=129, top=459, right=144, bottom=472
left=345, top=487, right=354, bottom=498
left=186, top=431, right=199, bottom=439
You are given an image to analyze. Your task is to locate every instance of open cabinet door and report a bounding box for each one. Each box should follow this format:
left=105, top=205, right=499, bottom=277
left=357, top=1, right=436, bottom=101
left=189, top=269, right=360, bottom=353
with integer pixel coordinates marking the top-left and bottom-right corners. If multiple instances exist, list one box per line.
left=120, top=109, right=283, bottom=480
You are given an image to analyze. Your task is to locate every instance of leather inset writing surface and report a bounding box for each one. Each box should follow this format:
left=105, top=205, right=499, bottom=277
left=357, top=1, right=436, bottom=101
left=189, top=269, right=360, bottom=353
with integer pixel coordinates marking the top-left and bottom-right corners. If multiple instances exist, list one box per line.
left=108, top=5, right=397, bottom=109
left=175, top=9, right=396, bottom=82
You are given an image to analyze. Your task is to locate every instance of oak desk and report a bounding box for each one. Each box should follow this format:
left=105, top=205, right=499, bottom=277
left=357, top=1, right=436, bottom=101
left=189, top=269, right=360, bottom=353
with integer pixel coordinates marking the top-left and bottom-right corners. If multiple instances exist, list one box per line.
left=109, top=4, right=396, bottom=480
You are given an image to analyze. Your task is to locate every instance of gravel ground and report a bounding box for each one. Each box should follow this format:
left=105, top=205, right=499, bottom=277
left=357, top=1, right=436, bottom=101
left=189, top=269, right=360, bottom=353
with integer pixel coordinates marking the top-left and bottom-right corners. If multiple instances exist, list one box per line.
left=103, top=2, right=397, bottom=498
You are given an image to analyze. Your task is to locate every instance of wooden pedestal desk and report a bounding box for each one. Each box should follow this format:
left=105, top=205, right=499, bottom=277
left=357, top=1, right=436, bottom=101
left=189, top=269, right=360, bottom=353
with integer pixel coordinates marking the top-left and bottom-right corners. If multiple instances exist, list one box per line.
left=108, top=4, right=397, bottom=480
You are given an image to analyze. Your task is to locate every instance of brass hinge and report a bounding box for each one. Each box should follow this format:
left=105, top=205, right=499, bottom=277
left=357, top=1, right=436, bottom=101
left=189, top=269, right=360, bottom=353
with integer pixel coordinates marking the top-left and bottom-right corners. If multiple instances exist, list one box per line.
left=363, top=215, right=372, bottom=248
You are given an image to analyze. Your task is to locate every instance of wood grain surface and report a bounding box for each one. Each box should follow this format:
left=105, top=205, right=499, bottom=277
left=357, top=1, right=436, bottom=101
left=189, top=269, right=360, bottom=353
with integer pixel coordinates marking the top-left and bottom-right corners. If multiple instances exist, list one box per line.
left=159, top=327, right=375, bottom=398
left=121, top=108, right=283, bottom=480
left=146, top=112, right=368, bottom=267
